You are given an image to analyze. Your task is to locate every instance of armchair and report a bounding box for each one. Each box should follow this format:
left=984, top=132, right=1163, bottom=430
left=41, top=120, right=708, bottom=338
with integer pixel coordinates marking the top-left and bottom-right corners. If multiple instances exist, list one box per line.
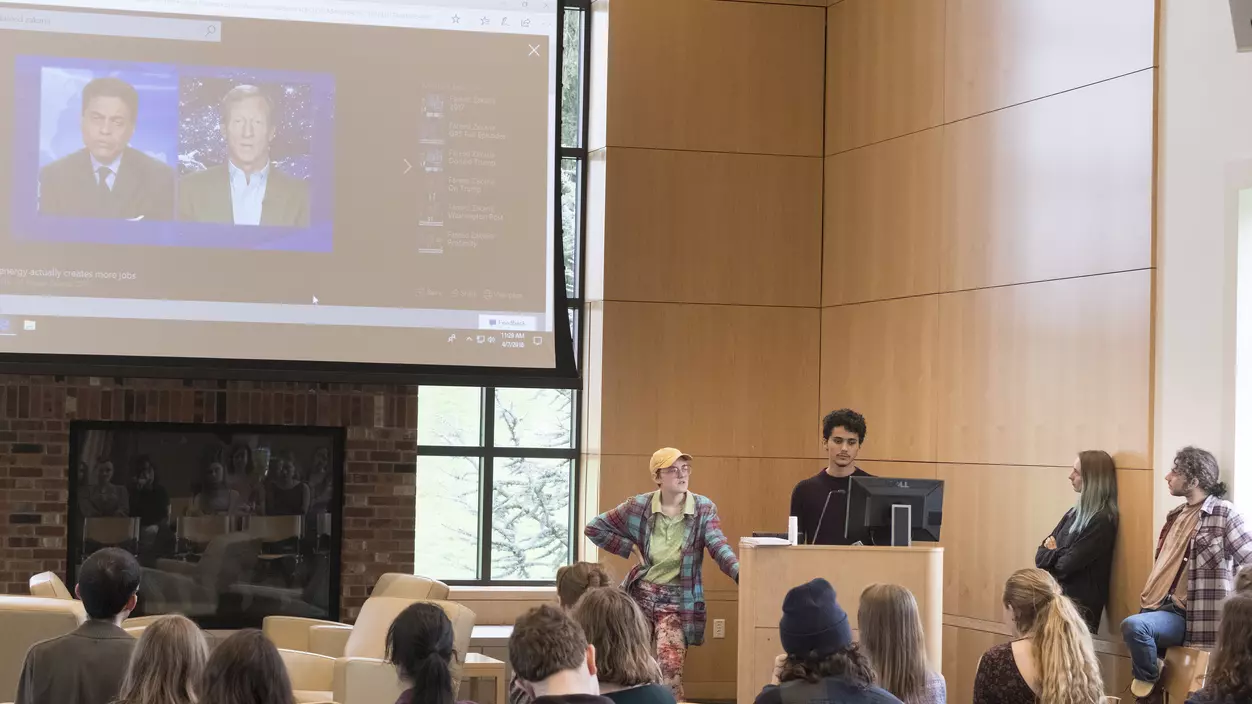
left=263, top=574, right=449, bottom=653
left=28, top=572, right=72, bottom=600
left=0, top=596, right=87, bottom=702
left=276, top=596, right=475, bottom=704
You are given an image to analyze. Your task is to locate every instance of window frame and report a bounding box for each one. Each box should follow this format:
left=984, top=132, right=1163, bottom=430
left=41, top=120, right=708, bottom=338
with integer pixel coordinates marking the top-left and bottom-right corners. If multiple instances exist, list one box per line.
left=415, top=0, right=591, bottom=586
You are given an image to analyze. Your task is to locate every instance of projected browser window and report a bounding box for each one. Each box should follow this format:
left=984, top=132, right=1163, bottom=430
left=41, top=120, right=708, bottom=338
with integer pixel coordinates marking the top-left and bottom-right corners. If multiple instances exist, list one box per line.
left=0, top=0, right=557, bottom=367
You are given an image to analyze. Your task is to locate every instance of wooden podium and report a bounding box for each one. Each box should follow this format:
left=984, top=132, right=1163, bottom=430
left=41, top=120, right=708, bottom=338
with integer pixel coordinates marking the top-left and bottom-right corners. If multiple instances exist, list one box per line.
left=736, top=541, right=944, bottom=704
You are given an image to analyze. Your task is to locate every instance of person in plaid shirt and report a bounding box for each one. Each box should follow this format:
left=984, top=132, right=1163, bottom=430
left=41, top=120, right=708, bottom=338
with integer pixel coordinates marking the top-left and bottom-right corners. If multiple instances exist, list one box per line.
left=1121, top=446, right=1252, bottom=704
left=584, top=448, right=740, bottom=701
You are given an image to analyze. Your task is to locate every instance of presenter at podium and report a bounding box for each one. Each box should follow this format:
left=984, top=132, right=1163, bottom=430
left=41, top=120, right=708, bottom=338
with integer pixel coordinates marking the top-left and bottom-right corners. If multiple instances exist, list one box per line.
left=789, top=409, right=872, bottom=545
left=585, top=448, right=740, bottom=701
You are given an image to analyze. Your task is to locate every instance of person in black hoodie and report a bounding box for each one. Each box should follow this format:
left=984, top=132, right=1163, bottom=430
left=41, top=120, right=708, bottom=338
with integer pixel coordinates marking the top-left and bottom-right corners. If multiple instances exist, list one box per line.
left=509, top=604, right=614, bottom=704
left=1035, top=450, right=1120, bottom=634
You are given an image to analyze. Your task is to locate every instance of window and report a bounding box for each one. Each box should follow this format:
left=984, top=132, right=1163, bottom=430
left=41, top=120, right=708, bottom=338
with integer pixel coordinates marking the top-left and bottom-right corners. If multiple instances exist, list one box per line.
left=414, top=0, right=590, bottom=584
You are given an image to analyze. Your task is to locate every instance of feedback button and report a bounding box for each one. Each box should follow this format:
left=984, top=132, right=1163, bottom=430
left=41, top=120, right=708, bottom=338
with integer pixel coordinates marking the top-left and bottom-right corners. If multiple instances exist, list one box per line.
left=479, top=314, right=537, bottom=331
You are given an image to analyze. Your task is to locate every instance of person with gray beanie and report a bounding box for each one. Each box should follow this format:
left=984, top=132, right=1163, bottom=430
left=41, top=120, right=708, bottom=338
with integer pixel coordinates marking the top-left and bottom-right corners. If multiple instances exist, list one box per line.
left=754, top=578, right=901, bottom=704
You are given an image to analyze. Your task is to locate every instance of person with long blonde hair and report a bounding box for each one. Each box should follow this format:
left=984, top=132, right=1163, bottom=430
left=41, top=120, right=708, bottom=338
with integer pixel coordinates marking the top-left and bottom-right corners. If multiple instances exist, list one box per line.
left=572, top=587, right=675, bottom=704
left=113, top=615, right=210, bottom=704
left=858, top=584, right=945, bottom=704
left=972, top=568, right=1104, bottom=704
left=1036, top=450, right=1119, bottom=633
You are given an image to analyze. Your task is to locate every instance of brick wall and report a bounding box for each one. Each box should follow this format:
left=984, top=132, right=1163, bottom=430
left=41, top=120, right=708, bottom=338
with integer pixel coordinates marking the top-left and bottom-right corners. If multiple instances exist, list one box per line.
left=0, top=374, right=418, bottom=620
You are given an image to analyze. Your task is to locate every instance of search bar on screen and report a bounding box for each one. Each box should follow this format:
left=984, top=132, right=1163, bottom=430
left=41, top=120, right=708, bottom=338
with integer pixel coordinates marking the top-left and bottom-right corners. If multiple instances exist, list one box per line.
left=0, top=8, right=221, bottom=41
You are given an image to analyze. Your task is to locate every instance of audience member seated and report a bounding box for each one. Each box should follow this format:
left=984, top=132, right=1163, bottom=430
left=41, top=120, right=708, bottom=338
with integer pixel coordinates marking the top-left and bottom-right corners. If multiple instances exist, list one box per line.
left=16, top=547, right=140, bottom=704
left=1185, top=592, right=1252, bottom=704
left=130, top=456, right=174, bottom=562
left=80, top=459, right=130, bottom=517
left=511, top=562, right=615, bottom=704
left=858, top=584, right=946, bottom=704
left=972, top=568, right=1104, bottom=704
left=755, top=578, right=900, bottom=704
left=386, top=601, right=475, bottom=704
left=509, top=604, right=614, bottom=704
left=263, top=451, right=311, bottom=516
left=571, top=586, right=676, bottom=704
left=200, top=629, right=295, bottom=704
left=189, top=462, right=244, bottom=516
left=114, top=614, right=210, bottom=704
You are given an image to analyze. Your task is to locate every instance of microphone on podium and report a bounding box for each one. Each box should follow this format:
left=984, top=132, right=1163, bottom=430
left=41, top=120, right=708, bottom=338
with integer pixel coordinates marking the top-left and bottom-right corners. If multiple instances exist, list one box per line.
left=811, top=490, right=834, bottom=545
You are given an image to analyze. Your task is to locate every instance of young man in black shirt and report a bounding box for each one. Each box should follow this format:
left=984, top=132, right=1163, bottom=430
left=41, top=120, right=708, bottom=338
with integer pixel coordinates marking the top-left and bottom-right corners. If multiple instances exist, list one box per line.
left=789, top=409, right=871, bottom=545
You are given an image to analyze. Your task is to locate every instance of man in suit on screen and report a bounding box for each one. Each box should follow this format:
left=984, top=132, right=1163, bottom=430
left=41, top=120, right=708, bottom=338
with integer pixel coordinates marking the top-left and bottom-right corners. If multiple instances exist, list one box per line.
left=38, top=77, right=175, bottom=220
left=178, top=85, right=309, bottom=227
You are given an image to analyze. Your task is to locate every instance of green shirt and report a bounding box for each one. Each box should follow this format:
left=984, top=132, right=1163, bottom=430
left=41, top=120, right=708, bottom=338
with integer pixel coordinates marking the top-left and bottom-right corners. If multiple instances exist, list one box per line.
left=644, top=491, right=695, bottom=585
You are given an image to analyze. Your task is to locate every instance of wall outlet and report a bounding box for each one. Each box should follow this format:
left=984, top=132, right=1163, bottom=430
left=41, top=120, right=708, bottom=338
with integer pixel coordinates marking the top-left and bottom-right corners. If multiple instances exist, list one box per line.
left=712, top=619, right=726, bottom=639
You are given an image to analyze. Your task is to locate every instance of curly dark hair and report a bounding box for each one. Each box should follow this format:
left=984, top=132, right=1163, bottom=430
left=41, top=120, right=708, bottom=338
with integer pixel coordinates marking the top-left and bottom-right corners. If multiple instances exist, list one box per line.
left=778, top=644, right=877, bottom=689
left=1172, top=446, right=1227, bottom=498
left=822, top=409, right=867, bottom=443
left=1199, top=594, right=1252, bottom=701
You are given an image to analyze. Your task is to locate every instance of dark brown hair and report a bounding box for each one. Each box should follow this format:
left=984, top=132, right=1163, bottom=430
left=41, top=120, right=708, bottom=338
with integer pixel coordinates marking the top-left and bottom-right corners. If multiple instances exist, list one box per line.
left=198, top=630, right=294, bottom=704
left=1199, top=593, right=1252, bottom=701
left=555, top=562, right=613, bottom=608
left=778, top=644, right=876, bottom=689
left=509, top=604, right=588, bottom=683
left=571, top=587, right=661, bottom=687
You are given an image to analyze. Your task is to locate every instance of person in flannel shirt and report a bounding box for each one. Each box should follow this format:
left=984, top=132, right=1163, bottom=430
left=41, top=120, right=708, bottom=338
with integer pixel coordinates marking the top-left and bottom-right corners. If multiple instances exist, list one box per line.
left=584, top=448, right=740, bottom=701
left=1122, top=446, right=1252, bottom=704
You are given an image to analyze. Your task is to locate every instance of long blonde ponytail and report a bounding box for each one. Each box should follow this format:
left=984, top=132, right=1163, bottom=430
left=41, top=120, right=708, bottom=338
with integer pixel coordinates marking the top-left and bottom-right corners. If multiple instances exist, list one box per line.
left=1002, top=568, right=1104, bottom=704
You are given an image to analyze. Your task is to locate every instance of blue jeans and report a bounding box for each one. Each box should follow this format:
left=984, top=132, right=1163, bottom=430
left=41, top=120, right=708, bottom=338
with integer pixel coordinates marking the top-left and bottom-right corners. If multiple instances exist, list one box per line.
left=1121, top=601, right=1187, bottom=683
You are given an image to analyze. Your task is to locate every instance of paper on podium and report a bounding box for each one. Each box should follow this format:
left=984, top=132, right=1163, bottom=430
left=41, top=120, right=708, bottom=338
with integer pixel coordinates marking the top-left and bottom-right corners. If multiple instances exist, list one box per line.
left=741, top=536, right=790, bottom=546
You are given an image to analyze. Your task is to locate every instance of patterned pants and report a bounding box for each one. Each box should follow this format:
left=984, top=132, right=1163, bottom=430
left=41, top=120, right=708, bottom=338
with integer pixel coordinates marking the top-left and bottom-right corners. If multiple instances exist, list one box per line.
left=630, top=580, right=687, bottom=701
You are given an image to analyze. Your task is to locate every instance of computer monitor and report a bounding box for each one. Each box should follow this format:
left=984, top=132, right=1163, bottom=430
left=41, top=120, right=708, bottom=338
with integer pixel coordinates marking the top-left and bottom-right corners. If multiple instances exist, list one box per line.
left=845, top=477, right=944, bottom=546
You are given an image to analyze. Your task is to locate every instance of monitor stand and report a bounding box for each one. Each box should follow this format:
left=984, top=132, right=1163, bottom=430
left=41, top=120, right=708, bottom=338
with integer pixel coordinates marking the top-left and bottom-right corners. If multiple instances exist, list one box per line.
left=890, top=504, right=913, bottom=547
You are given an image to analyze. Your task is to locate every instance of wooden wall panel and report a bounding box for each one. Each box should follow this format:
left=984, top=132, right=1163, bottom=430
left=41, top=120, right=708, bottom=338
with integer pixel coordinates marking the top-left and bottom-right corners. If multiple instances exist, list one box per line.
left=826, top=0, right=945, bottom=154
left=599, top=302, right=820, bottom=458
left=942, top=625, right=1009, bottom=704
left=937, top=464, right=1076, bottom=621
left=940, top=72, right=1154, bottom=292
left=821, top=296, right=938, bottom=462
left=1109, top=469, right=1154, bottom=630
left=934, top=271, right=1152, bottom=468
left=824, top=128, right=943, bottom=305
left=943, top=0, right=1156, bottom=121
left=603, top=149, right=822, bottom=307
left=606, top=0, right=824, bottom=156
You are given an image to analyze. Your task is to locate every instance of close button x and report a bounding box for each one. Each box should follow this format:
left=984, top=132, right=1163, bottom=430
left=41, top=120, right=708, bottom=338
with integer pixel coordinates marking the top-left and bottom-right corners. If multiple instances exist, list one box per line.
left=528, top=44, right=540, bottom=56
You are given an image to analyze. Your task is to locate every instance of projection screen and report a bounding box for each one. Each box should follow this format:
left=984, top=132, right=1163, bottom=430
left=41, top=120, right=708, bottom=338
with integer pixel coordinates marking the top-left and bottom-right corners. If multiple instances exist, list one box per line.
left=0, top=0, right=562, bottom=371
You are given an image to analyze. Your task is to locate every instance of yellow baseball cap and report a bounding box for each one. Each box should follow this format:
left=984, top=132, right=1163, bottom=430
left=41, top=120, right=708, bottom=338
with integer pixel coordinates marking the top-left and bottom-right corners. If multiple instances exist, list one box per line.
left=649, top=447, right=692, bottom=473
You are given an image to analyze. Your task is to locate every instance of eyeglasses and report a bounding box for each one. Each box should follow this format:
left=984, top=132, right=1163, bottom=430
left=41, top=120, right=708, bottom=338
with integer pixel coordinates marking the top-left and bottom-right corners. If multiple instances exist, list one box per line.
left=660, top=466, right=692, bottom=477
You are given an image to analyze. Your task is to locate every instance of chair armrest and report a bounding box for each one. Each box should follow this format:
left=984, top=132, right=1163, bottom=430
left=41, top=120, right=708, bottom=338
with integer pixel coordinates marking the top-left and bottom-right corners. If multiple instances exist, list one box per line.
left=263, top=616, right=340, bottom=652
left=333, top=657, right=406, bottom=704
left=278, top=648, right=336, bottom=692
left=309, top=624, right=353, bottom=657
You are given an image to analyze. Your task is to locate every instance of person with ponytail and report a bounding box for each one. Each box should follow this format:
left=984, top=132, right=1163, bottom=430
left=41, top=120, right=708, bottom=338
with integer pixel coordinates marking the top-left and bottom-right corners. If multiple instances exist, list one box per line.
left=386, top=602, right=472, bottom=704
left=1035, top=450, right=1119, bottom=634
left=1187, top=593, right=1252, bottom=703
left=858, top=584, right=945, bottom=704
left=972, top=568, right=1103, bottom=704
left=1122, top=446, right=1252, bottom=703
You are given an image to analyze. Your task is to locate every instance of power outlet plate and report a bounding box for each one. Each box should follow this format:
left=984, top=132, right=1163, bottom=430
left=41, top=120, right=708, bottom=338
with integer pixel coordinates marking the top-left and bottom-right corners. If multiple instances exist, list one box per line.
left=712, top=619, right=726, bottom=639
